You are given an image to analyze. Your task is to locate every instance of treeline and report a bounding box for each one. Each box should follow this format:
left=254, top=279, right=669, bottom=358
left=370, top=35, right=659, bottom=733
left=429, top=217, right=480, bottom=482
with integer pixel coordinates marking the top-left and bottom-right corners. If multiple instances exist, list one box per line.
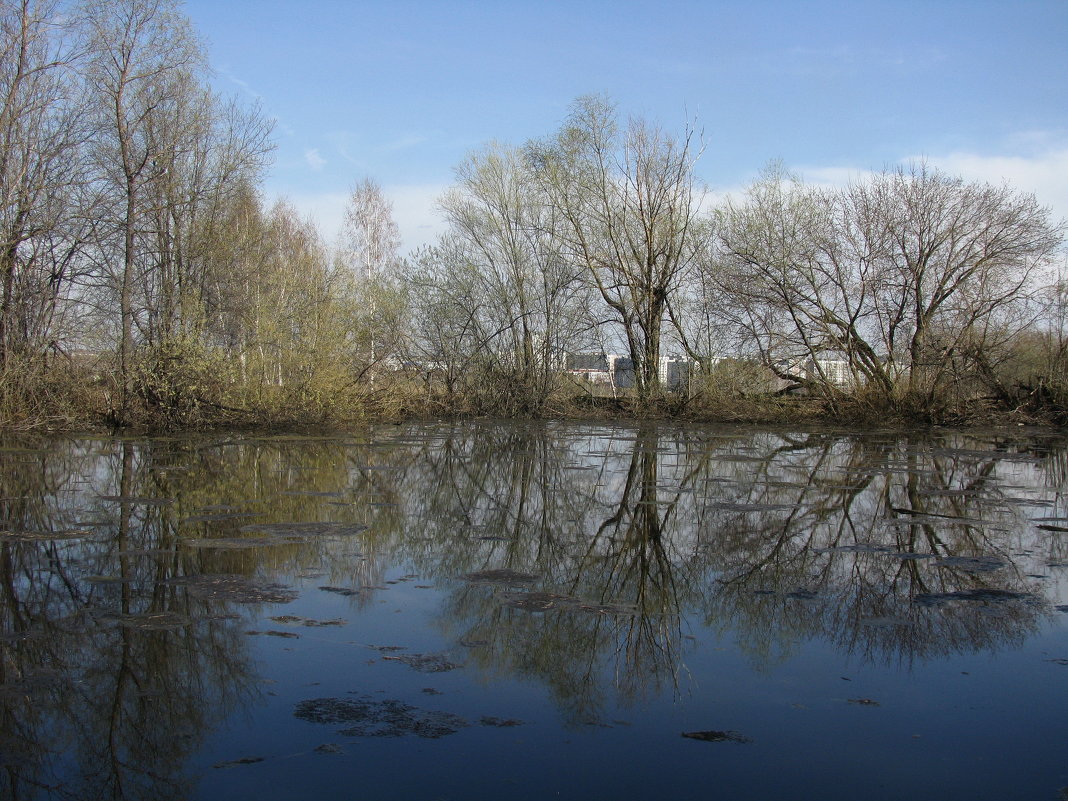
left=405, top=97, right=1066, bottom=424
left=0, top=0, right=388, bottom=428
left=2, top=1, right=1065, bottom=430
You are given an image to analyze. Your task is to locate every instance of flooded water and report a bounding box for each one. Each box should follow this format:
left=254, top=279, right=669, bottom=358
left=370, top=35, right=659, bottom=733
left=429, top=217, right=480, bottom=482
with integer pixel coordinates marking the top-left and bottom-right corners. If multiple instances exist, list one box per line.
left=2, top=422, right=1068, bottom=800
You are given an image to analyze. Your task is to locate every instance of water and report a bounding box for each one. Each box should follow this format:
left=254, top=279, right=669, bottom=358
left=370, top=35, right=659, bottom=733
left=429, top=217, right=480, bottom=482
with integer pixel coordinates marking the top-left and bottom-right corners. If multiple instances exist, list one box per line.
left=2, top=422, right=1067, bottom=800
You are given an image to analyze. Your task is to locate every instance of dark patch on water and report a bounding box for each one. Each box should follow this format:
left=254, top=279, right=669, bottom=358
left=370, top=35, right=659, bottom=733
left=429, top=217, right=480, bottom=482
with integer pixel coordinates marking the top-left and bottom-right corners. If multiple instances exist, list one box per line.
left=860, top=617, right=913, bottom=628
left=239, top=522, right=369, bottom=537
left=97, top=495, right=174, bottom=506
left=165, top=574, right=298, bottom=604
left=184, top=535, right=302, bottom=549
left=461, top=569, right=539, bottom=584
left=499, top=590, right=582, bottom=611
left=934, top=555, right=1007, bottom=573
left=0, top=528, right=91, bottom=542
left=848, top=698, right=880, bottom=706
left=706, top=502, right=799, bottom=512
left=294, top=696, right=467, bottom=738
left=103, top=612, right=192, bottom=631
left=576, top=601, right=639, bottom=616
left=681, top=730, right=751, bottom=743
left=381, top=652, right=462, bottom=673
left=269, top=615, right=346, bottom=627
left=213, top=756, right=264, bottom=768
left=913, top=588, right=1037, bottom=606
left=480, top=716, right=524, bottom=727
left=184, top=512, right=258, bottom=523
left=247, top=630, right=300, bottom=639
left=84, top=574, right=138, bottom=584
left=0, top=669, right=64, bottom=699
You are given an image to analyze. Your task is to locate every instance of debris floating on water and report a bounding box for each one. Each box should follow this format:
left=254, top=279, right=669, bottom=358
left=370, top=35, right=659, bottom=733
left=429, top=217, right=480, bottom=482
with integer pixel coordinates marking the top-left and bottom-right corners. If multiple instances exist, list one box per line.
left=681, top=730, right=751, bottom=743
left=381, top=652, right=462, bottom=673
left=295, top=696, right=467, bottom=738
left=165, top=574, right=298, bottom=604
left=461, top=569, right=539, bottom=584
left=212, top=756, right=264, bottom=769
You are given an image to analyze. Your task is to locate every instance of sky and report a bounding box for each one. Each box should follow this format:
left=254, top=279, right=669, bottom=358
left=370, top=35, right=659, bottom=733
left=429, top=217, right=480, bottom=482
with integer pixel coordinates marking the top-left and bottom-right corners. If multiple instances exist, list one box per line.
left=181, top=0, right=1068, bottom=255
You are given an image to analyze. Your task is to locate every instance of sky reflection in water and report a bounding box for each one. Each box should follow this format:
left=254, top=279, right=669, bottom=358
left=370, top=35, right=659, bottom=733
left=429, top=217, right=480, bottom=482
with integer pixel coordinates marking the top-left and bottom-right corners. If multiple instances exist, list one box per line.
left=1, top=423, right=1067, bottom=800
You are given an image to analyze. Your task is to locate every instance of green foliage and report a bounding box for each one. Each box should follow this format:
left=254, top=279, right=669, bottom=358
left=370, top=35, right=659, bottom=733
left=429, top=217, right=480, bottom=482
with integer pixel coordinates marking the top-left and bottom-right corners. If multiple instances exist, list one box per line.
left=0, top=354, right=104, bottom=430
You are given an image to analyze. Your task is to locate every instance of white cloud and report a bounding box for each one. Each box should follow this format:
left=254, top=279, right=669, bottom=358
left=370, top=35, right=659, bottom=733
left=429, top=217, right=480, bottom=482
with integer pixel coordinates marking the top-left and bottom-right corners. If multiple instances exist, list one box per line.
left=387, top=183, right=449, bottom=254
left=276, top=190, right=346, bottom=242
left=917, top=148, right=1068, bottom=224
left=780, top=145, right=1068, bottom=226
left=795, top=165, right=876, bottom=188
left=276, top=182, right=447, bottom=256
left=304, top=148, right=326, bottom=171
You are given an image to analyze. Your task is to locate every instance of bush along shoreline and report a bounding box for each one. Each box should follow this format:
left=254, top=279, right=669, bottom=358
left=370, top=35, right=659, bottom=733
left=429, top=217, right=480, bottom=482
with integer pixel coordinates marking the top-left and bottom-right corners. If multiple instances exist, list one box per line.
left=3, top=354, right=1067, bottom=434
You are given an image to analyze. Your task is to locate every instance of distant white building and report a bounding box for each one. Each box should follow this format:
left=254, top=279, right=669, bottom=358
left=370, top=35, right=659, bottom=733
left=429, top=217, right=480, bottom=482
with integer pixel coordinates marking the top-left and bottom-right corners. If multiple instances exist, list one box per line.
left=801, top=357, right=853, bottom=386
left=658, top=357, right=694, bottom=391
left=566, top=353, right=694, bottom=392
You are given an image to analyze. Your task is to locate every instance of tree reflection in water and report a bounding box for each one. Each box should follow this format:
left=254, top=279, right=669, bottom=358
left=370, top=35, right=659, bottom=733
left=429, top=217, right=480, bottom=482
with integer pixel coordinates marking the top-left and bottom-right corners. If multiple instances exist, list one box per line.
left=0, top=425, right=1064, bottom=797
left=0, top=436, right=377, bottom=800
left=373, top=424, right=1061, bottom=720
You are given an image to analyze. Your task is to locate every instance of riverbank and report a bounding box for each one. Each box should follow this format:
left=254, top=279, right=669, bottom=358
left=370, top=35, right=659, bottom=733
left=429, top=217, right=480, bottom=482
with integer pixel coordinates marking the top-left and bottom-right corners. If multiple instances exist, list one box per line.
left=2, top=363, right=1064, bottom=434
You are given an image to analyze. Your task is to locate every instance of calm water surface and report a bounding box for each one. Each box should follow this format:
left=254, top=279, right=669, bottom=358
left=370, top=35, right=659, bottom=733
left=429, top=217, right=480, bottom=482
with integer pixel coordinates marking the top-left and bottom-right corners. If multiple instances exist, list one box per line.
left=2, top=422, right=1067, bottom=800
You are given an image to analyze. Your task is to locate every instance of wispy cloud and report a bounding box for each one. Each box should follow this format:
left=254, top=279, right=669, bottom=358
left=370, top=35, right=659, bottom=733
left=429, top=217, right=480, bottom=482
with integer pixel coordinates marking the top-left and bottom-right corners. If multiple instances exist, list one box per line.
left=379, top=134, right=430, bottom=153
left=219, top=65, right=259, bottom=99
left=779, top=44, right=947, bottom=76
left=304, top=148, right=327, bottom=172
left=218, top=65, right=296, bottom=137
left=271, top=115, right=296, bottom=138
left=325, top=131, right=362, bottom=165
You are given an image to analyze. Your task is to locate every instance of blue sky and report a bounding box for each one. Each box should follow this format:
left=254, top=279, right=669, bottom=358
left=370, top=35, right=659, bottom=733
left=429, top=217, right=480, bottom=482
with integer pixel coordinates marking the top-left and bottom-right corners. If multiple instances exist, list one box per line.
left=183, top=0, right=1068, bottom=253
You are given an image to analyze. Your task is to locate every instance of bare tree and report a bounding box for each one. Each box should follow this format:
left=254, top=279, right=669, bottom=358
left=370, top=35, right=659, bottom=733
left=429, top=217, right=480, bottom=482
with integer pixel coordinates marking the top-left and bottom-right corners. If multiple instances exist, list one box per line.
left=80, top=0, right=207, bottom=418
left=140, top=88, right=273, bottom=347
left=526, top=95, right=707, bottom=401
left=711, top=162, right=1065, bottom=414
left=437, top=142, right=591, bottom=409
left=0, top=0, right=90, bottom=369
left=336, top=177, right=403, bottom=371
left=339, top=177, right=400, bottom=283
